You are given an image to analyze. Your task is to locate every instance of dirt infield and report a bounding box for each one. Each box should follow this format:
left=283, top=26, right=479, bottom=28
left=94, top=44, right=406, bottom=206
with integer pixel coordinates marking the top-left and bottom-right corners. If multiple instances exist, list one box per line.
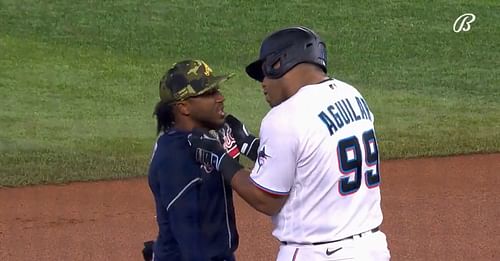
left=1, top=153, right=499, bottom=260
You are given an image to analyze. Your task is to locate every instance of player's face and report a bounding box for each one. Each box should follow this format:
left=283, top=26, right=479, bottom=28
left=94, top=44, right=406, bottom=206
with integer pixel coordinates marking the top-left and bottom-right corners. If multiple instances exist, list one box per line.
left=261, top=60, right=288, bottom=107
left=261, top=77, right=287, bottom=107
left=187, top=88, right=226, bottom=129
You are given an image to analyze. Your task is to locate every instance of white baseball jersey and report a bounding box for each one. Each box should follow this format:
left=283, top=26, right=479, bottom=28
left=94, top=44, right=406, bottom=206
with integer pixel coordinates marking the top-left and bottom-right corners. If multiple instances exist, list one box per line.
left=250, top=78, right=383, bottom=243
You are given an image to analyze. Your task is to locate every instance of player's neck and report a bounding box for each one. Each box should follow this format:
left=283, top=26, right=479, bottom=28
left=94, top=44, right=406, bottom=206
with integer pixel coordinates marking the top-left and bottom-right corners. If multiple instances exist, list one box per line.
left=173, top=115, right=197, bottom=132
left=285, top=66, right=329, bottom=98
left=173, top=122, right=193, bottom=132
left=173, top=119, right=211, bottom=133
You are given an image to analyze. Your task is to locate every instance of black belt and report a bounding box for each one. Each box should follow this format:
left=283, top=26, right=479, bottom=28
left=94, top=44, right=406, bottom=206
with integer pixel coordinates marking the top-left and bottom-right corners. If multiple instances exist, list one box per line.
left=281, top=227, right=380, bottom=246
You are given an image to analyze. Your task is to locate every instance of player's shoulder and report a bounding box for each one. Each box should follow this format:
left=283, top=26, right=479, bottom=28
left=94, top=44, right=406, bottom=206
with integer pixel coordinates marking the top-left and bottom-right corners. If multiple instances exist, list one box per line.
left=260, top=105, right=298, bottom=136
left=151, top=130, right=199, bottom=180
left=293, top=78, right=362, bottom=101
left=261, top=107, right=288, bottom=127
left=159, top=129, right=189, bottom=143
left=331, top=78, right=363, bottom=95
left=155, top=130, right=190, bottom=158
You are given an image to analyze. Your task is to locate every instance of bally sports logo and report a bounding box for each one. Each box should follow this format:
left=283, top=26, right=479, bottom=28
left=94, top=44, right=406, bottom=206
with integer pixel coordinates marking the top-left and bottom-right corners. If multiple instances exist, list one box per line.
left=453, top=13, right=476, bottom=33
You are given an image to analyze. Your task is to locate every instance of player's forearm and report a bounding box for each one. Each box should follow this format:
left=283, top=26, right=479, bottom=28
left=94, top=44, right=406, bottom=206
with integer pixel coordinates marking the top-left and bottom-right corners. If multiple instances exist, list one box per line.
left=217, top=152, right=286, bottom=216
left=230, top=169, right=286, bottom=216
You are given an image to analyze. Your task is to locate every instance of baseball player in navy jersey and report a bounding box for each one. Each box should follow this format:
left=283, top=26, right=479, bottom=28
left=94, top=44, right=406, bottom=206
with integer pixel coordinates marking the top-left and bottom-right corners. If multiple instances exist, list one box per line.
left=146, top=60, right=241, bottom=261
left=188, top=26, right=391, bottom=260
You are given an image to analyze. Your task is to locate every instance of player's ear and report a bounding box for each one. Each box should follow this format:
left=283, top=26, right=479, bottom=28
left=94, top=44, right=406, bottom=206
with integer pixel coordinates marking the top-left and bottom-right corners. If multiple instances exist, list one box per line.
left=174, top=101, right=191, bottom=116
left=272, top=60, right=281, bottom=70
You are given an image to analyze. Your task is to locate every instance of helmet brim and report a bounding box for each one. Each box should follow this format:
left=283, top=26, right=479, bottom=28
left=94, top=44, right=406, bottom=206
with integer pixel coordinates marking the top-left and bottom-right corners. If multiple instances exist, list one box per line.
left=245, top=59, right=264, bottom=82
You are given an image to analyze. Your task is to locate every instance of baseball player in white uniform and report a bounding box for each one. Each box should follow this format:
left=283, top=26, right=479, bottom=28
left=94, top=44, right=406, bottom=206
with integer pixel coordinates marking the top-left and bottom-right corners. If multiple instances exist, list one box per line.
left=188, top=26, right=391, bottom=260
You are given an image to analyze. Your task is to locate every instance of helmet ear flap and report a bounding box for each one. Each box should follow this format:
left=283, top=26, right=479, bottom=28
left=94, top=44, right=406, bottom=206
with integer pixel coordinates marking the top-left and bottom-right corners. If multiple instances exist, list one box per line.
left=262, top=52, right=284, bottom=79
left=315, top=41, right=327, bottom=70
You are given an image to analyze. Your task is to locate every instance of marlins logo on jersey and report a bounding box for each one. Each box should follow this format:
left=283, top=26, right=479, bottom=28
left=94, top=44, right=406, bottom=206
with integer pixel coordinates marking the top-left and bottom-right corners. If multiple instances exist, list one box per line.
left=256, top=145, right=271, bottom=173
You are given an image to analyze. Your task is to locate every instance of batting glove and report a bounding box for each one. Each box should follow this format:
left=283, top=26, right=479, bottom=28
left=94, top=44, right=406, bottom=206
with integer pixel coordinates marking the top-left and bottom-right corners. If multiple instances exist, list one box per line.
left=142, top=240, right=154, bottom=261
left=215, top=123, right=241, bottom=160
left=188, top=129, right=243, bottom=182
left=224, top=114, right=260, bottom=162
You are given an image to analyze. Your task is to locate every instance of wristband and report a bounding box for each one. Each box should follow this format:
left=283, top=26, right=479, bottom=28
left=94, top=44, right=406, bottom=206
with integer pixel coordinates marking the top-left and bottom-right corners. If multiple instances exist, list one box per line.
left=219, top=153, right=244, bottom=182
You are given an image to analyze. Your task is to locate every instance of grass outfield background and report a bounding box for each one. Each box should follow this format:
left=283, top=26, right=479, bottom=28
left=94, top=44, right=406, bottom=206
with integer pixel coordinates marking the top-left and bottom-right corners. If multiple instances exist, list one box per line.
left=0, top=0, right=499, bottom=187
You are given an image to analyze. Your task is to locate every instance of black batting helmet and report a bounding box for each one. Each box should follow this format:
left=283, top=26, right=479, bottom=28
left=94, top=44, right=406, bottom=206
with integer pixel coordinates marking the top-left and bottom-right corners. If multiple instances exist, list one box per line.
left=246, top=26, right=327, bottom=82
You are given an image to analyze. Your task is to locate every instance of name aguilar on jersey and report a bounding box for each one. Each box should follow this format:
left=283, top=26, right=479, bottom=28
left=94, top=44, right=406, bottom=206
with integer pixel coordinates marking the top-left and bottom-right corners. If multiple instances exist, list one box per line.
left=318, top=95, right=372, bottom=136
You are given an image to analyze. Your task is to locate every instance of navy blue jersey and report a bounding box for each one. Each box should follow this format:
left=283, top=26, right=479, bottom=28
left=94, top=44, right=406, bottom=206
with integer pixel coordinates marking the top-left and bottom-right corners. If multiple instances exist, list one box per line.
left=148, top=129, right=239, bottom=261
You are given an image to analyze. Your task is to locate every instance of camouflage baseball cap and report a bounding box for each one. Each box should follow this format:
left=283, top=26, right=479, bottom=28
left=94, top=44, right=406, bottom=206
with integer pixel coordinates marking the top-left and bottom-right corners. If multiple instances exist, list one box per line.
left=159, top=60, right=234, bottom=103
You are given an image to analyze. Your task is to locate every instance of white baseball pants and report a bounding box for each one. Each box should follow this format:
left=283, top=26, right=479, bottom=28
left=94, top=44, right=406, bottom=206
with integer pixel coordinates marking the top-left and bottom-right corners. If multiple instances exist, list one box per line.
left=276, top=230, right=390, bottom=261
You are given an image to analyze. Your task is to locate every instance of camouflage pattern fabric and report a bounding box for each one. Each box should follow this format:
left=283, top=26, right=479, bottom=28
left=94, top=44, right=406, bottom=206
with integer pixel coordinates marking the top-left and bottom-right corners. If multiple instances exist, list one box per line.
left=159, top=60, right=234, bottom=103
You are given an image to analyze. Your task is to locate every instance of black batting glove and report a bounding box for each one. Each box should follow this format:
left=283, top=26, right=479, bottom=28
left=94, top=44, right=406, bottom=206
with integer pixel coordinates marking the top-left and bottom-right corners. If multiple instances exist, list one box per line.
left=224, top=114, right=260, bottom=162
left=188, top=129, right=243, bottom=182
left=142, top=240, right=154, bottom=261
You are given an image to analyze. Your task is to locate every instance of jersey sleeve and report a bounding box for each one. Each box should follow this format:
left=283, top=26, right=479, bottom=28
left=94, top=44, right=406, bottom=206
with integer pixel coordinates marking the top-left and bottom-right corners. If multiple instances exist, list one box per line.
left=249, top=112, right=297, bottom=195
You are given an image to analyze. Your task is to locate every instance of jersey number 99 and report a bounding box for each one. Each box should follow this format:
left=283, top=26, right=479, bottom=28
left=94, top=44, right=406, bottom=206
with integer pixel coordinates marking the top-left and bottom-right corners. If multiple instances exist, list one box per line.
left=337, top=129, right=380, bottom=195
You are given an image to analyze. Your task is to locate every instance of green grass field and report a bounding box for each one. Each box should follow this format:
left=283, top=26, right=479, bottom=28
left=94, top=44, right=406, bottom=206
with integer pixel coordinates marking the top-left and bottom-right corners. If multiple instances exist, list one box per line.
left=1, top=0, right=499, bottom=187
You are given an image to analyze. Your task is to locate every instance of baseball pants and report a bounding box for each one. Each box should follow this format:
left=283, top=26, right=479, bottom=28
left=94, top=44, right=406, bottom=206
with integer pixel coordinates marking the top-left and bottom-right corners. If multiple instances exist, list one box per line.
left=276, top=230, right=390, bottom=261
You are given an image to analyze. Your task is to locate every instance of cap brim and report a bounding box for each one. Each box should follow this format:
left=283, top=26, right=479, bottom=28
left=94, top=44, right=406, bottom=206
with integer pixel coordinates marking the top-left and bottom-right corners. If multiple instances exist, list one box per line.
left=197, top=73, right=235, bottom=95
left=245, top=59, right=264, bottom=82
left=209, top=73, right=235, bottom=88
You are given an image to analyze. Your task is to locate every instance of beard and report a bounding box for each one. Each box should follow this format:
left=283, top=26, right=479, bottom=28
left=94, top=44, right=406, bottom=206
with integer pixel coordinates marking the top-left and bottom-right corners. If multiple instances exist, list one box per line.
left=194, top=115, right=224, bottom=131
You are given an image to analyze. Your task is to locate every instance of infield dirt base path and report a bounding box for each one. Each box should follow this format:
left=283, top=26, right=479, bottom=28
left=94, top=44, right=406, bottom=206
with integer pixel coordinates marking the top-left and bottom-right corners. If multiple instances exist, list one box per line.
left=1, top=153, right=499, bottom=261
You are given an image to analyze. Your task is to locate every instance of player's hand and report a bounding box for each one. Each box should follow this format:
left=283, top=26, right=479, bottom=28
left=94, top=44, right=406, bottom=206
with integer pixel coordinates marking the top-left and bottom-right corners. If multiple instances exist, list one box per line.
left=224, top=114, right=260, bottom=162
left=188, top=129, right=243, bottom=182
left=216, top=123, right=241, bottom=160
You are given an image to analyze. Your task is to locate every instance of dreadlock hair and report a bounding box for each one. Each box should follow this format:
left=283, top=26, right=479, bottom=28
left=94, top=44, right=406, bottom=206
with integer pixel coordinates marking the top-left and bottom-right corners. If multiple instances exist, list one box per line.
left=153, top=101, right=175, bottom=134
left=153, top=69, right=176, bottom=134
